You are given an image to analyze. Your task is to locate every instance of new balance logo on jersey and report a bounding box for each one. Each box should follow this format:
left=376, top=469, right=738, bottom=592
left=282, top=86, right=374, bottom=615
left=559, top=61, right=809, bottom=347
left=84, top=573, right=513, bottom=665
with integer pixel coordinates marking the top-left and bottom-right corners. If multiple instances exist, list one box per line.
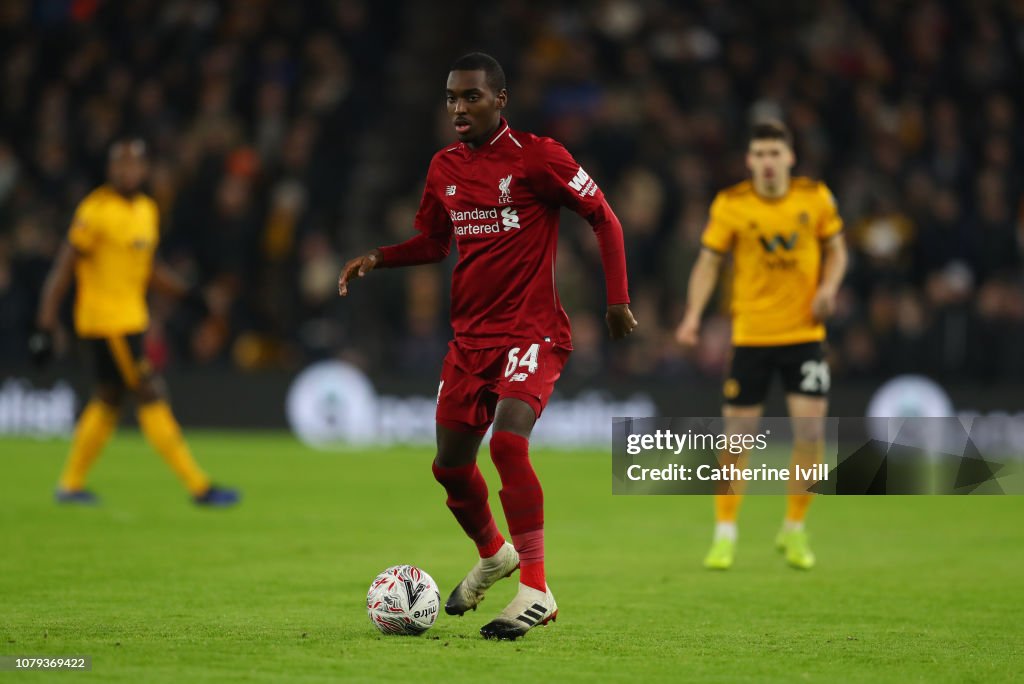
left=498, top=174, right=513, bottom=204
left=567, top=166, right=598, bottom=198
left=759, top=232, right=799, bottom=252
left=446, top=185, right=457, bottom=196
left=509, top=372, right=529, bottom=382
left=501, top=207, right=520, bottom=231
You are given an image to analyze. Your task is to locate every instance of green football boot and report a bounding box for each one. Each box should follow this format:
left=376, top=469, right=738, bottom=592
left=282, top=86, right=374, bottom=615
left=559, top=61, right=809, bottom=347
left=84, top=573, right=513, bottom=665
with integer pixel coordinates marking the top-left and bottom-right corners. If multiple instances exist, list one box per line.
left=703, top=537, right=736, bottom=570
left=776, top=529, right=815, bottom=570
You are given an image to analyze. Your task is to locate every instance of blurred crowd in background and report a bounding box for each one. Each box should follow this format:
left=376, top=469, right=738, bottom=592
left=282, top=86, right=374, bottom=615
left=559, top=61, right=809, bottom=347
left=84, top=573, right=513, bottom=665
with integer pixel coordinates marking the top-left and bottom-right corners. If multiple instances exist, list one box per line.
left=1, top=0, right=1022, bottom=386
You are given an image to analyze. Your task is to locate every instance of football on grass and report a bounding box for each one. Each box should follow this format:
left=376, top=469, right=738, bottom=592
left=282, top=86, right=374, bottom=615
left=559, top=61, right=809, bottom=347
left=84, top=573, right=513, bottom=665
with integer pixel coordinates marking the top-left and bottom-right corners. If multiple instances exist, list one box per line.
left=366, top=565, right=441, bottom=635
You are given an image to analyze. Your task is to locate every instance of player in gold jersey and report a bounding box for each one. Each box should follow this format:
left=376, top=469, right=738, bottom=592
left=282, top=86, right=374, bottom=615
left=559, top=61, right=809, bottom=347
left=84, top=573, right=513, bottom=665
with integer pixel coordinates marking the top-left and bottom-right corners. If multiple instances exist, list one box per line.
left=675, top=121, right=847, bottom=569
left=31, top=139, right=239, bottom=506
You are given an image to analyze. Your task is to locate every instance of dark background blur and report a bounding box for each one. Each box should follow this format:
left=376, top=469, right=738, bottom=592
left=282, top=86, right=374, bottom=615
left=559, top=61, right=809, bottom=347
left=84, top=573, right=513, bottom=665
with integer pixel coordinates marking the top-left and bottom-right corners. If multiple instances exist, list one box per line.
left=2, top=0, right=1023, bottom=391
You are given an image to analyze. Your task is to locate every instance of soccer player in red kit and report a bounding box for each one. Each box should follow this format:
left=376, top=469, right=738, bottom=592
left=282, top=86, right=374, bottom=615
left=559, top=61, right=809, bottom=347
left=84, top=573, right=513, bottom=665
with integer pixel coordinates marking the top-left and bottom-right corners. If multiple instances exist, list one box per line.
left=339, top=52, right=637, bottom=640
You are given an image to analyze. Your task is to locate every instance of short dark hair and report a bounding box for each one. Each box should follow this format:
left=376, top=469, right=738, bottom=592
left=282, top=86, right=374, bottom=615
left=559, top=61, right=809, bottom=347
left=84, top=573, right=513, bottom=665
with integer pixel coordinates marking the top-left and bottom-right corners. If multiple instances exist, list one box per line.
left=450, top=52, right=506, bottom=93
left=750, top=120, right=793, bottom=148
left=109, top=137, right=148, bottom=159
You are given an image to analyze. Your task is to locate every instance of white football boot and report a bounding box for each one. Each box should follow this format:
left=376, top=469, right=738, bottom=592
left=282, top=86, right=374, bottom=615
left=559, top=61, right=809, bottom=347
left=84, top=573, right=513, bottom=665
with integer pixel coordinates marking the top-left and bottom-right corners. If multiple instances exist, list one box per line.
left=444, top=541, right=520, bottom=616
left=479, top=582, right=558, bottom=640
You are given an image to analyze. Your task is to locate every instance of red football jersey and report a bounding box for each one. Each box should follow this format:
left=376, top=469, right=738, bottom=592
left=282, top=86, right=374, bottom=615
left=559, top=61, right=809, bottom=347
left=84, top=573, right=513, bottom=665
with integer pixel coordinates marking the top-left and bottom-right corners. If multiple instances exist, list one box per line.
left=379, top=119, right=629, bottom=350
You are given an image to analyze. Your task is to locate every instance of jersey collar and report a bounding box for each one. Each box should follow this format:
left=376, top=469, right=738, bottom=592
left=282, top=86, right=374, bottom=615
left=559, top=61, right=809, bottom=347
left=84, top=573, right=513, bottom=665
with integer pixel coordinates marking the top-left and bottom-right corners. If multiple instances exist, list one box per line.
left=487, top=119, right=511, bottom=146
left=460, top=118, right=511, bottom=156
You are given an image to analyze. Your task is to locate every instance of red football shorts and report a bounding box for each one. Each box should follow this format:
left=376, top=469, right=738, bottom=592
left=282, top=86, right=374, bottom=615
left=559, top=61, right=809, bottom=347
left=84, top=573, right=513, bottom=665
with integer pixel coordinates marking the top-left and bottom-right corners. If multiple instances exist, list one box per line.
left=436, top=339, right=571, bottom=434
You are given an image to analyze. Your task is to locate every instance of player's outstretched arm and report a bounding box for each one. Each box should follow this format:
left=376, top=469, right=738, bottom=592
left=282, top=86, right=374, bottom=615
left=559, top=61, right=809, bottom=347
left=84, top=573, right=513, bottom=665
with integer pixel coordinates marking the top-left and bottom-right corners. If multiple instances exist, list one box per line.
left=150, top=261, right=190, bottom=298
left=811, top=234, right=848, bottom=322
left=338, top=226, right=454, bottom=296
left=675, top=248, right=723, bottom=347
left=31, top=241, right=77, bottom=366
left=150, top=260, right=210, bottom=315
left=36, top=242, right=75, bottom=331
left=606, top=303, right=638, bottom=340
left=338, top=249, right=382, bottom=297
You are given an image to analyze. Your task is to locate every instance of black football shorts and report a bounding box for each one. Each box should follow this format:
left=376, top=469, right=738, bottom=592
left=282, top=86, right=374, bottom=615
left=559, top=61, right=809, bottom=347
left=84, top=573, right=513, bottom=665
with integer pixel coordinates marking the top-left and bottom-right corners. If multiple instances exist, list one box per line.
left=723, top=341, right=829, bottom=406
left=86, top=333, right=151, bottom=390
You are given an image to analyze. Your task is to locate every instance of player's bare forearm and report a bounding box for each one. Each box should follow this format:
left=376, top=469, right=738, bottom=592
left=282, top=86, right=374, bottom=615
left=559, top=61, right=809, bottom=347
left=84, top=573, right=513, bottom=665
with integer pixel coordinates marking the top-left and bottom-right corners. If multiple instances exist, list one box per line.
left=36, top=242, right=76, bottom=330
left=675, top=248, right=722, bottom=346
left=150, top=260, right=211, bottom=316
left=150, top=261, right=190, bottom=298
left=812, top=234, right=848, bottom=321
left=818, top=234, right=848, bottom=296
left=685, top=249, right=722, bottom=321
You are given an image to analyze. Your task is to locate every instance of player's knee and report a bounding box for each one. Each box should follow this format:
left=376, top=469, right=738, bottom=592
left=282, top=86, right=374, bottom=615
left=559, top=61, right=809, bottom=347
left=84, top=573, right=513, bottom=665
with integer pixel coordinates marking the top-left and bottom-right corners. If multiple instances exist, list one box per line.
left=434, top=450, right=474, bottom=469
left=435, top=430, right=480, bottom=467
left=135, top=385, right=158, bottom=404
left=135, top=376, right=166, bottom=404
left=492, top=398, right=537, bottom=438
left=791, top=418, right=825, bottom=444
left=431, top=458, right=445, bottom=480
left=94, top=384, right=124, bottom=409
left=789, top=404, right=827, bottom=442
left=723, top=410, right=761, bottom=438
left=794, top=429, right=825, bottom=446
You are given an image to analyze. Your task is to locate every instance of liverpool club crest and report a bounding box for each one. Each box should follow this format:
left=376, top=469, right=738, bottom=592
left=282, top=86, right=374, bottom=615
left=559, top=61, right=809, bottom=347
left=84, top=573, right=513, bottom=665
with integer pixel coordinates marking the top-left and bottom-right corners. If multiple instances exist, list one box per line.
left=498, top=174, right=513, bottom=205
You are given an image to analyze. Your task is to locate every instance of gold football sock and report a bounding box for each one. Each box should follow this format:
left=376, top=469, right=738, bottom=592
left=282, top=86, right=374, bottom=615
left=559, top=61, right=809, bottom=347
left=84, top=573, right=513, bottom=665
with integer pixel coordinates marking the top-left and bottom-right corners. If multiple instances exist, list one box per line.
left=786, top=439, right=823, bottom=523
left=59, top=400, right=119, bottom=491
left=714, top=494, right=743, bottom=523
left=785, top=493, right=812, bottom=523
left=137, top=401, right=211, bottom=495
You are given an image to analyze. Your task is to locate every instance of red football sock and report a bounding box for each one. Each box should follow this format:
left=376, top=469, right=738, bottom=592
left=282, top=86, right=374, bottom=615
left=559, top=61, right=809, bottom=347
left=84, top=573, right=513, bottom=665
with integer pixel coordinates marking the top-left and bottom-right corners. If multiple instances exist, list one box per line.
left=490, top=431, right=545, bottom=591
left=432, top=461, right=505, bottom=558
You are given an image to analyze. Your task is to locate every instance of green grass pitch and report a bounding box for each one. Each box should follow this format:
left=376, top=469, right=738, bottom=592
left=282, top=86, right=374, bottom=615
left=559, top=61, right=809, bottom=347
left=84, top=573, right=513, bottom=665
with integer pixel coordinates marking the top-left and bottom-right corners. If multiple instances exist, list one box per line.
left=1, top=432, right=1022, bottom=683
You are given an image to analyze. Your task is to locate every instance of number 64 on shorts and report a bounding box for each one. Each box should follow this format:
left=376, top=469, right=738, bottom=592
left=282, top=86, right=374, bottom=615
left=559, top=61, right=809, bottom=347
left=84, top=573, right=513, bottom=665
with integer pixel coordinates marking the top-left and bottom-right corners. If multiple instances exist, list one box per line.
left=435, top=340, right=571, bottom=434
left=505, top=344, right=540, bottom=381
